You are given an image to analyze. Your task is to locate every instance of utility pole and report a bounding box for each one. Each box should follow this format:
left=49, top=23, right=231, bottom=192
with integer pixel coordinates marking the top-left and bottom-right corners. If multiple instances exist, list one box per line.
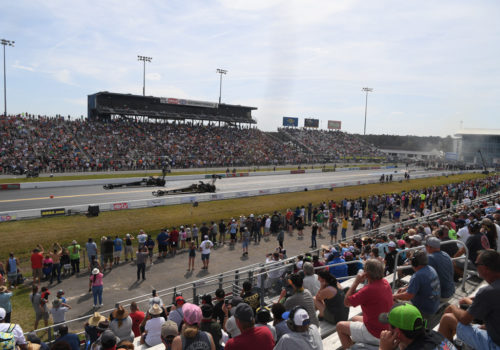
left=137, top=55, right=152, bottom=96
left=216, top=68, right=227, bottom=104
left=1, top=39, right=15, bottom=117
left=362, top=87, right=373, bottom=135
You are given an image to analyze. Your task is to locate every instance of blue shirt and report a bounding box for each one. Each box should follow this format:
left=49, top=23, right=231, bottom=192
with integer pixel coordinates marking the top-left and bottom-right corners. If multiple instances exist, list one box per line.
left=114, top=238, right=123, bottom=251
left=328, top=257, right=348, bottom=279
left=408, top=265, right=441, bottom=315
left=0, top=292, right=13, bottom=312
left=157, top=231, right=168, bottom=245
left=428, top=251, right=455, bottom=299
left=56, top=333, right=80, bottom=350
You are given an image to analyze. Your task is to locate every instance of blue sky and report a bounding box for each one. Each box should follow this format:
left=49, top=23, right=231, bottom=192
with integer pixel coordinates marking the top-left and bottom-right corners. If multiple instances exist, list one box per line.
left=2, top=0, right=499, bottom=136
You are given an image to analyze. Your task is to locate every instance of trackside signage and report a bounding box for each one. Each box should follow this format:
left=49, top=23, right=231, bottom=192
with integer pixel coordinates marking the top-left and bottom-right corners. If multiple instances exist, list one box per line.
left=41, top=208, right=65, bottom=217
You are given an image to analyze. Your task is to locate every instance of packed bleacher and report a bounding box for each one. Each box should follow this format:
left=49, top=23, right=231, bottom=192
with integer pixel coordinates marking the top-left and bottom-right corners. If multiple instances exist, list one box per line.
left=0, top=114, right=387, bottom=174
left=1, top=175, right=499, bottom=350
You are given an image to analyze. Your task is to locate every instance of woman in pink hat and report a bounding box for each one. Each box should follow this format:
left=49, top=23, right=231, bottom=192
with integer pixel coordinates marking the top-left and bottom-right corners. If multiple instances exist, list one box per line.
left=171, top=303, right=215, bottom=350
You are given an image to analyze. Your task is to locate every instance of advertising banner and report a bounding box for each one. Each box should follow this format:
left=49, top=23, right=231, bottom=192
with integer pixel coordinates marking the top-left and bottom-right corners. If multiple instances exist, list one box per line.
left=160, top=97, right=218, bottom=109
left=304, top=118, right=319, bottom=128
left=41, top=208, right=65, bottom=217
left=327, top=120, right=342, bottom=129
left=0, top=214, right=17, bottom=222
left=113, top=202, right=129, bottom=210
left=282, top=117, right=299, bottom=127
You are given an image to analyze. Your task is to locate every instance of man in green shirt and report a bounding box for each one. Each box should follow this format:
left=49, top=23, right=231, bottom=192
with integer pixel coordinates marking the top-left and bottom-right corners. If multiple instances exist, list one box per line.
left=68, top=240, right=80, bottom=275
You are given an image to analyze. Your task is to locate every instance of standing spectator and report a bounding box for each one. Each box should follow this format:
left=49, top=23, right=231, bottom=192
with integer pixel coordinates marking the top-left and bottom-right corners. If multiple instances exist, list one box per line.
left=50, top=299, right=71, bottom=329
left=103, top=236, right=114, bottom=271
left=179, top=226, right=187, bottom=250
left=31, top=245, right=44, bottom=285
left=49, top=243, right=62, bottom=284
left=6, top=252, right=19, bottom=289
left=0, top=286, right=13, bottom=322
left=393, top=251, right=441, bottom=319
left=171, top=303, right=215, bottom=350
left=439, top=250, right=500, bottom=349
left=310, top=222, right=318, bottom=248
left=200, top=223, right=209, bottom=243
left=313, top=270, right=349, bottom=325
left=113, top=236, right=123, bottom=266
left=86, top=238, right=98, bottom=270
left=192, top=224, right=199, bottom=248
left=242, top=228, right=250, bottom=257
left=157, top=229, right=169, bottom=259
left=67, top=240, right=80, bottom=275
left=213, top=289, right=225, bottom=328
left=341, top=217, right=349, bottom=240
left=188, top=241, right=196, bottom=272
left=145, top=235, right=155, bottom=265
left=169, top=227, right=179, bottom=256
left=200, top=236, right=214, bottom=270
left=330, top=218, right=338, bottom=244
left=136, top=247, right=148, bottom=281
left=137, top=230, right=148, bottom=248
left=229, top=220, right=237, bottom=245
left=31, top=286, right=49, bottom=330
left=218, top=220, right=227, bottom=245
left=277, top=228, right=285, bottom=249
left=89, top=268, right=104, bottom=308
left=336, top=259, right=393, bottom=349
left=210, top=222, right=218, bottom=244
left=274, top=306, right=323, bottom=350
left=123, top=234, right=134, bottom=262
left=0, top=307, right=27, bottom=350
left=141, top=304, right=165, bottom=347
left=278, top=274, right=319, bottom=327
left=129, top=302, right=145, bottom=338
left=426, top=237, right=455, bottom=301
left=225, top=303, right=274, bottom=350
left=109, top=305, right=134, bottom=343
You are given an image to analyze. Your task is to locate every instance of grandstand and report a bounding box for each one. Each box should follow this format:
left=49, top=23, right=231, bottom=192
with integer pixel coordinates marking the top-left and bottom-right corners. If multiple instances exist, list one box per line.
left=454, top=129, right=500, bottom=167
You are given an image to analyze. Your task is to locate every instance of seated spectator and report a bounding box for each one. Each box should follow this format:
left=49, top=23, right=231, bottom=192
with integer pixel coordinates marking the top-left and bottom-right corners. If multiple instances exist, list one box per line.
left=313, top=270, right=349, bottom=325
left=25, top=332, right=49, bottom=350
left=436, top=226, right=458, bottom=259
left=379, top=303, right=456, bottom=350
left=84, top=312, right=106, bottom=345
left=0, top=307, right=27, bottom=350
left=336, top=259, right=393, bottom=349
left=240, top=281, right=260, bottom=313
left=384, top=241, right=403, bottom=275
left=278, top=273, right=319, bottom=327
left=393, top=251, right=441, bottom=319
left=128, top=302, right=145, bottom=338
left=439, top=250, right=500, bottom=349
left=93, top=330, right=118, bottom=350
left=167, top=296, right=185, bottom=328
left=224, top=303, right=274, bottom=350
left=271, top=303, right=291, bottom=342
left=255, top=306, right=276, bottom=342
left=54, top=325, right=80, bottom=350
left=141, top=304, right=165, bottom=347
left=160, top=320, right=178, bottom=350
left=426, top=237, right=455, bottom=301
left=327, top=250, right=348, bottom=280
left=213, top=288, right=225, bottom=327
left=274, top=306, right=323, bottom=350
left=171, top=303, right=215, bottom=350
left=454, top=220, right=490, bottom=277
left=109, top=305, right=134, bottom=343
left=200, top=304, right=222, bottom=350
left=302, top=262, right=320, bottom=297
left=0, top=286, right=12, bottom=323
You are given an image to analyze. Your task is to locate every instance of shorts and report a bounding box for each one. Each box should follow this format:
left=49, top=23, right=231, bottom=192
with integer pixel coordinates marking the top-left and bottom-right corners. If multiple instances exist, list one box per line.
left=349, top=321, right=380, bottom=346
left=457, top=322, right=500, bottom=350
left=35, top=311, right=49, bottom=322
left=113, top=251, right=122, bottom=258
left=230, top=233, right=236, bottom=240
left=201, top=253, right=210, bottom=261
left=159, top=244, right=168, bottom=253
left=32, top=268, right=42, bottom=279
left=170, top=241, right=177, bottom=248
left=103, top=254, right=113, bottom=263
left=148, top=249, right=154, bottom=258
left=242, top=240, right=249, bottom=248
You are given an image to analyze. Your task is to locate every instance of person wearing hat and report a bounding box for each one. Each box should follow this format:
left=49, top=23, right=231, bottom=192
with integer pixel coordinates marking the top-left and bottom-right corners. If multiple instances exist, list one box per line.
left=439, top=250, right=500, bottom=350
left=379, top=303, right=456, bottom=350
left=167, top=296, right=185, bottom=328
left=141, top=304, right=166, bottom=347
left=278, top=273, right=319, bottom=327
left=222, top=296, right=243, bottom=338
left=255, top=306, right=277, bottom=342
left=50, top=298, right=71, bottom=327
left=160, top=320, right=178, bottom=350
left=225, top=303, right=274, bottom=350
left=425, top=237, right=455, bottom=301
left=94, top=329, right=119, bottom=350
left=109, top=305, right=134, bottom=343
left=89, top=268, right=104, bottom=308
left=0, top=286, right=13, bottom=323
left=200, top=236, right=214, bottom=270
left=393, top=251, right=441, bottom=319
left=0, top=307, right=27, bottom=350
left=200, top=304, right=222, bottom=350
left=56, top=290, right=66, bottom=304
left=171, top=303, right=215, bottom=350
left=274, top=306, right=322, bottom=350
left=85, top=312, right=107, bottom=345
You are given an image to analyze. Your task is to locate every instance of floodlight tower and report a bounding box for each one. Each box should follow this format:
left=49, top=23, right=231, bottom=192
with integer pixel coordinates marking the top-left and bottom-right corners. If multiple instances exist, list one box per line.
left=362, top=87, right=373, bottom=135
left=137, top=55, right=152, bottom=96
left=216, top=68, right=227, bottom=104
left=1, top=39, right=14, bottom=117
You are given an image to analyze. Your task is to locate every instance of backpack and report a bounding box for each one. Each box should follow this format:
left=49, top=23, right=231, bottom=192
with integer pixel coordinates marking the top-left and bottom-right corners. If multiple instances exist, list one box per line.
left=0, top=324, right=16, bottom=350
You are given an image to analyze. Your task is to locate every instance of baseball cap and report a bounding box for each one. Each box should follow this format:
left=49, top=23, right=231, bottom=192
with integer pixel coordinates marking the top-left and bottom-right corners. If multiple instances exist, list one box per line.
left=379, top=303, right=425, bottom=331
left=204, top=235, right=209, bottom=239
left=161, top=320, right=179, bottom=338
left=0, top=307, right=5, bottom=320
left=230, top=296, right=243, bottom=307
left=182, top=303, right=202, bottom=325
left=57, top=290, right=64, bottom=295
left=388, top=241, right=396, bottom=248
left=409, top=234, right=422, bottom=242
left=234, top=303, right=254, bottom=322
left=100, top=330, right=118, bottom=349
left=175, top=296, right=185, bottom=305
left=397, top=239, right=406, bottom=248
left=426, top=237, right=441, bottom=249
left=283, top=308, right=310, bottom=326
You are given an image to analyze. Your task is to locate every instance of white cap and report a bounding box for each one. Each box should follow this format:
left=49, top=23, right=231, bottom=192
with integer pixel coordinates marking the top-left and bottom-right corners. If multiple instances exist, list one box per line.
left=204, top=235, right=209, bottom=239
left=0, top=308, right=5, bottom=320
left=292, top=308, right=310, bottom=326
left=92, top=268, right=100, bottom=275
left=388, top=241, right=396, bottom=248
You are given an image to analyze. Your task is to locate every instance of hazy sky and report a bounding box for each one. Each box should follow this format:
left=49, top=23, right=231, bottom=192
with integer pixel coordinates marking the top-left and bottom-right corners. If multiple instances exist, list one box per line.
left=2, top=0, right=499, bottom=136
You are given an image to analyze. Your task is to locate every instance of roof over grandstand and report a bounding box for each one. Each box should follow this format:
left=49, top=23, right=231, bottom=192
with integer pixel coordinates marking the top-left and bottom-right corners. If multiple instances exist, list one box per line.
left=454, top=128, right=500, bottom=136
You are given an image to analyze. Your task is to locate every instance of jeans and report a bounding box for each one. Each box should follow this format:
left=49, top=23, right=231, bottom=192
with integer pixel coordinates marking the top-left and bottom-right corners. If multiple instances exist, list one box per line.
left=341, top=228, right=347, bottom=240
left=50, top=263, right=61, bottom=283
left=137, top=263, right=146, bottom=280
left=457, top=323, right=500, bottom=350
left=92, top=285, right=103, bottom=306
left=71, top=258, right=80, bottom=274
left=311, top=234, right=317, bottom=248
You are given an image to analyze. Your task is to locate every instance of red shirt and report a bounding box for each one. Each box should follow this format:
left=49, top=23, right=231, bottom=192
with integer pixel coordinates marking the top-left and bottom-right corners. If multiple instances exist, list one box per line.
left=225, top=326, right=274, bottom=350
left=130, top=310, right=145, bottom=337
left=170, top=230, right=179, bottom=243
left=347, top=278, right=393, bottom=338
left=31, top=252, right=44, bottom=269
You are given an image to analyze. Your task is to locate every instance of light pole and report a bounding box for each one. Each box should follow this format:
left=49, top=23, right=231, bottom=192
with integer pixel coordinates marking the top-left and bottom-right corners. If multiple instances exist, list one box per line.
left=1, top=39, right=14, bottom=117
left=362, top=87, right=373, bottom=135
left=137, top=55, right=152, bottom=96
left=216, top=68, right=227, bottom=104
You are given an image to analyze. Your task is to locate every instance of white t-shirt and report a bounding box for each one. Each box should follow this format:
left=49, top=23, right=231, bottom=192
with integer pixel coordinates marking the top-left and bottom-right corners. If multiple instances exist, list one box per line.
left=200, top=240, right=213, bottom=254
left=457, top=227, right=470, bottom=243
left=144, top=317, right=165, bottom=346
left=0, top=323, right=26, bottom=345
left=265, top=218, right=271, bottom=229
left=50, top=306, right=69, bottom=324
left=138, top=233, right=148, bottom=244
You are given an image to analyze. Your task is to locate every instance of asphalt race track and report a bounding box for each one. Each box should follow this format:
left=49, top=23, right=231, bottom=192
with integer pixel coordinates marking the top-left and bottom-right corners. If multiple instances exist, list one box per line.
left=0, top=169, right=436, bottom=212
